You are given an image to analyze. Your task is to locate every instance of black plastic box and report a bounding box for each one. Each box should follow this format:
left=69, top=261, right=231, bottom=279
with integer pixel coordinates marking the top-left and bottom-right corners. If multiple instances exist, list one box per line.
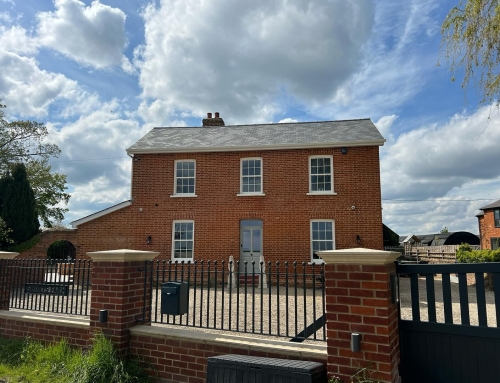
left=161, top=281, right=188, bottom=315
left=206, top=354, right=326, bottom=383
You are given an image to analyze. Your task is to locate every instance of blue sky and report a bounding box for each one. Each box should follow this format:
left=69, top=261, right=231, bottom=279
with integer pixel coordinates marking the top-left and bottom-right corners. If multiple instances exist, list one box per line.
left=1, top=0, right=499, bottom=236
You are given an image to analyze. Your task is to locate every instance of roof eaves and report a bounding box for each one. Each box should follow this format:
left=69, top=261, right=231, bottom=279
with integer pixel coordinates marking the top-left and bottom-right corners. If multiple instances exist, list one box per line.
left=127, top=139, right=386, bottom=155
left=71, top=200, right=132, bottom=228
left=479, top=198, right=500, bottom=210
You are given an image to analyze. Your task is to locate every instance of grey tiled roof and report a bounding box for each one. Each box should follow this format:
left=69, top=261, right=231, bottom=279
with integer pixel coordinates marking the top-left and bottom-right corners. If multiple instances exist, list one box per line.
left=479, top=199, right=500, bottom=210
left=127, top=119, right=385, bottom=154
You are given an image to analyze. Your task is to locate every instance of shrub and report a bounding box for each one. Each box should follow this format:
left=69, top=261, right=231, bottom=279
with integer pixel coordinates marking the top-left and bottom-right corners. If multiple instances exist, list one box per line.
left=456, top=243, right=500, bottom=263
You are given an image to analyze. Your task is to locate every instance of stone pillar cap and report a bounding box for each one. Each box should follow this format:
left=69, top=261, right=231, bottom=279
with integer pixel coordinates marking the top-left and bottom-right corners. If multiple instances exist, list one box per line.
left=318, top=248, right=400, bottom=265
left=0, top=251, right=19, bottom=259
left=87, top=249, right=160, bottom=262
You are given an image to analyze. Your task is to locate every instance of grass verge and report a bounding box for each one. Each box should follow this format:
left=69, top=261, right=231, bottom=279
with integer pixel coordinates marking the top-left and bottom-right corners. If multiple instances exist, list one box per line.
left=0, top=333, right=153, bottom=383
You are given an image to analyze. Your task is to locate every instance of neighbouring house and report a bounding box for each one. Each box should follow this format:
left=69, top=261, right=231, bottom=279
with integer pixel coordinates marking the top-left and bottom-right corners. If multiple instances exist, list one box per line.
left=477, top=198, right=500, bottom=249
left=72, top=113, right=386, bottom=268
left=399, top=232, right=480, bottom=247
left=382, top=224, right=400, bottom=248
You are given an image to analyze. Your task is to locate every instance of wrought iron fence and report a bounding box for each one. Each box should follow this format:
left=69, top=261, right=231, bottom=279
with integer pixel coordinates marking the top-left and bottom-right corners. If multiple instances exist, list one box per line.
left=141, top=260, right=326, bottom=342
left=1, top=258, right=92, bottom=316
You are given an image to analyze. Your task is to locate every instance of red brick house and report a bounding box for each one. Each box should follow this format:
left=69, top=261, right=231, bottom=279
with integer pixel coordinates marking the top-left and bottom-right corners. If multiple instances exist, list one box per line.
left=477, top=198, right=500, bottom=249
left=72, top=114, right=385, bottom=267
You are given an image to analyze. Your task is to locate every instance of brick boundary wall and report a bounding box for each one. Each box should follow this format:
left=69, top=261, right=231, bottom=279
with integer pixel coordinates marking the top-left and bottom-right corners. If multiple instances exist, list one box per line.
left=0, top=311, right=89, bottom=347
left=0, top=248, right=403, bottom=383
left=130, top=326, right=327, bottom=383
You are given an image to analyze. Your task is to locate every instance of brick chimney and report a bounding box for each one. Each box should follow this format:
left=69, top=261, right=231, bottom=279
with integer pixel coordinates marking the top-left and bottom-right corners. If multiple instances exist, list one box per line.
left=202, top=112, right=225, bottom=127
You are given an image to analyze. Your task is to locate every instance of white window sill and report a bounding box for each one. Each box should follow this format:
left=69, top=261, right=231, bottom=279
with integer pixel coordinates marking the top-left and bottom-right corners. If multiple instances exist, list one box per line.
left=308, top=261, right=325, bottom=266
left=237, top=193, right=266, bottom=197
left=306, top=191, right=337, bottom=196
left=170, top=194, right=198, bottom=198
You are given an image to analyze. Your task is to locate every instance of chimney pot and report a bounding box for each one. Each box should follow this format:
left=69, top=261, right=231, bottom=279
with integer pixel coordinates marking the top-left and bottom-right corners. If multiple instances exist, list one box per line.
left=202, top=111, right=225, bottom=127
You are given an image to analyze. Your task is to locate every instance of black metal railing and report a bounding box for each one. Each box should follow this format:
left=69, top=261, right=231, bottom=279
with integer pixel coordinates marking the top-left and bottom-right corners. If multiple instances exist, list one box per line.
left=141, top=260, right=326, bottom=342
left=2, top=258, right=92, bottom=316
left=396, top=262, right=500, bottom=327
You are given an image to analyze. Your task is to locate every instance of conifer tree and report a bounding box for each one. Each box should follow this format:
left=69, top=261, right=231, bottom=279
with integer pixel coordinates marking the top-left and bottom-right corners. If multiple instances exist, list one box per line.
left=0, top=163, right=40, bottom=244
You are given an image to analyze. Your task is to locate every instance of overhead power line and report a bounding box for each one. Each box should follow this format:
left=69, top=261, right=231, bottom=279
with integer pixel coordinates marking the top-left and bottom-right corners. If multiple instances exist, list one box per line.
left=51, top=157, right=129, bottom=163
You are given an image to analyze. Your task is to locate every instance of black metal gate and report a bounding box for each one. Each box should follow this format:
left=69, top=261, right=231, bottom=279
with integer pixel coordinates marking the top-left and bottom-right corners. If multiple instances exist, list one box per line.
left=396, top=262, right=500, bottom=383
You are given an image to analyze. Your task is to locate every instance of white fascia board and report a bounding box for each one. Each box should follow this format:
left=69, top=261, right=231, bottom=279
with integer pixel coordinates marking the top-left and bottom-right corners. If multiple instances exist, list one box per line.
left=71, top=200, right=132, bottom=228
left=126, top=139, right=386, bottom=155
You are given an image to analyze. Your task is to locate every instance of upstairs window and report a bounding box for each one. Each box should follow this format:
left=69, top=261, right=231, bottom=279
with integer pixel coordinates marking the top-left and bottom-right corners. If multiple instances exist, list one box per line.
left=309, top=155, right=334, bottom=194
left=495, top=209, right=500, bottom=228
left=172, top=221, right=194, bottom=260
left=174, top=160, right=195, bottom=195
left=240, top=158, right=263, bottom=194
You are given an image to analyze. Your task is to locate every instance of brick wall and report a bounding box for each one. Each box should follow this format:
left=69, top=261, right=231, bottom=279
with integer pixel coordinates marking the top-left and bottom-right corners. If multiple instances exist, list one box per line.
left=76, top=146, right=383, bottom=263
left=129, top=326, right=327, bottom=383
left=18, top=229, right=78, bottom=259
left=0, top=311, right=89, bottom=347
left=478, top=211, right=500, bottom=249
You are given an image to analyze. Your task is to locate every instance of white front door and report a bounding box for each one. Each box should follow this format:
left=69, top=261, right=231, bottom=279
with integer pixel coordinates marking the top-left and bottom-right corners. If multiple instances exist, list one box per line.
left=240, top=220, right=262, bottom=273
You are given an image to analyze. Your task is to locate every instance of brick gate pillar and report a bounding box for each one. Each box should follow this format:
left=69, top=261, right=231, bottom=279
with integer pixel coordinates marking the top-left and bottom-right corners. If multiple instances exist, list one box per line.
left=0, top=252, right=18, bottom=310
left=87, top=249, right=159, bottom=354
left=319, top=248, right=401, bottom=383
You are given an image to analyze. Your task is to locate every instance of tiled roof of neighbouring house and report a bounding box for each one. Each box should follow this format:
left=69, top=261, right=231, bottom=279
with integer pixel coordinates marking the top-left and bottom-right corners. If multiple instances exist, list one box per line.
left=127, top=119, right=385, bottom=154
left=479, top=198, right=500, bottom=210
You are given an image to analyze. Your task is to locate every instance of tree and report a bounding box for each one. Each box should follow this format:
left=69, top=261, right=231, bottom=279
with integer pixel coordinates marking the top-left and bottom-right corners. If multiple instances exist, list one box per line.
left=440, top=226, right=449, bottom=234
left=441, top=0, right=500, bottom=105
left=0, top=101, right=60, bottom=172
left=0, top=102, right=70, bottom=227
left=0, top=217, right=13, bottom=248
left=25, top=158, right=70, bottom=228
left=0, top=163, right=40, bottom=244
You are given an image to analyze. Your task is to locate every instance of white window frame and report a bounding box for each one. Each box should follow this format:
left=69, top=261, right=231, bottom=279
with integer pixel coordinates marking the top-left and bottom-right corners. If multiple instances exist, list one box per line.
left=494, top=209, right=500, bottom=228
left=307, top=155, right=335, bottom=195
left=172, top=160, right=197, bottom=197
left=492, top=237, right=500, bottom=250
left=171, top=220, right=194, bottom=261
left=310, top=219, right=335, bottom=264
left=237, top=157, right=265, bottom=196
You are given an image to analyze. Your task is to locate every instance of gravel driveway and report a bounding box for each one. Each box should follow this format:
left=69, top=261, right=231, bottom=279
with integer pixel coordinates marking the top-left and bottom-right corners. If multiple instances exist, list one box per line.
left=9, top=275, right=499, bottom=344
left=398, top=276, right=498, bottom=327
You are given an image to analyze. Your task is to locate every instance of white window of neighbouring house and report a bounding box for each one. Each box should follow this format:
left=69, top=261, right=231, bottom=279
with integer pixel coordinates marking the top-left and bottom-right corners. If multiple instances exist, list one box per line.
left=308, top=155, right=334, bottom=194
left=240, top=158, right=263, bottom=195
left=310, top=220, right=335, bottom=263
left=492, top=238, right=500, bottom=250
left=494, top=209, right=500, bottom=228
left=172, top=221, right=194, bottom=260
left=174, top=160, right=196, bottom=196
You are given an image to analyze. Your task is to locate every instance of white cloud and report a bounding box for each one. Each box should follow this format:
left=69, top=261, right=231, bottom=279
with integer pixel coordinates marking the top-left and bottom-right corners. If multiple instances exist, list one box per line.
left=0, top=25, right=38, bottom=54
left=382, top=105, right=500, bottom=234
left=0, top=12, right=13, bottom=23
left=0, top=50, right=87, bottom=117
left=374, top=114, right=398, bottom=143
left=46, top=100, right=142, bottom=219
left=37, top=0, right=131, bottom=71
left=314, top=0, right=440, bottom=121
left=278, top=118, right=298, bottom=123
left=135, top=0, right=375, bottom=123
